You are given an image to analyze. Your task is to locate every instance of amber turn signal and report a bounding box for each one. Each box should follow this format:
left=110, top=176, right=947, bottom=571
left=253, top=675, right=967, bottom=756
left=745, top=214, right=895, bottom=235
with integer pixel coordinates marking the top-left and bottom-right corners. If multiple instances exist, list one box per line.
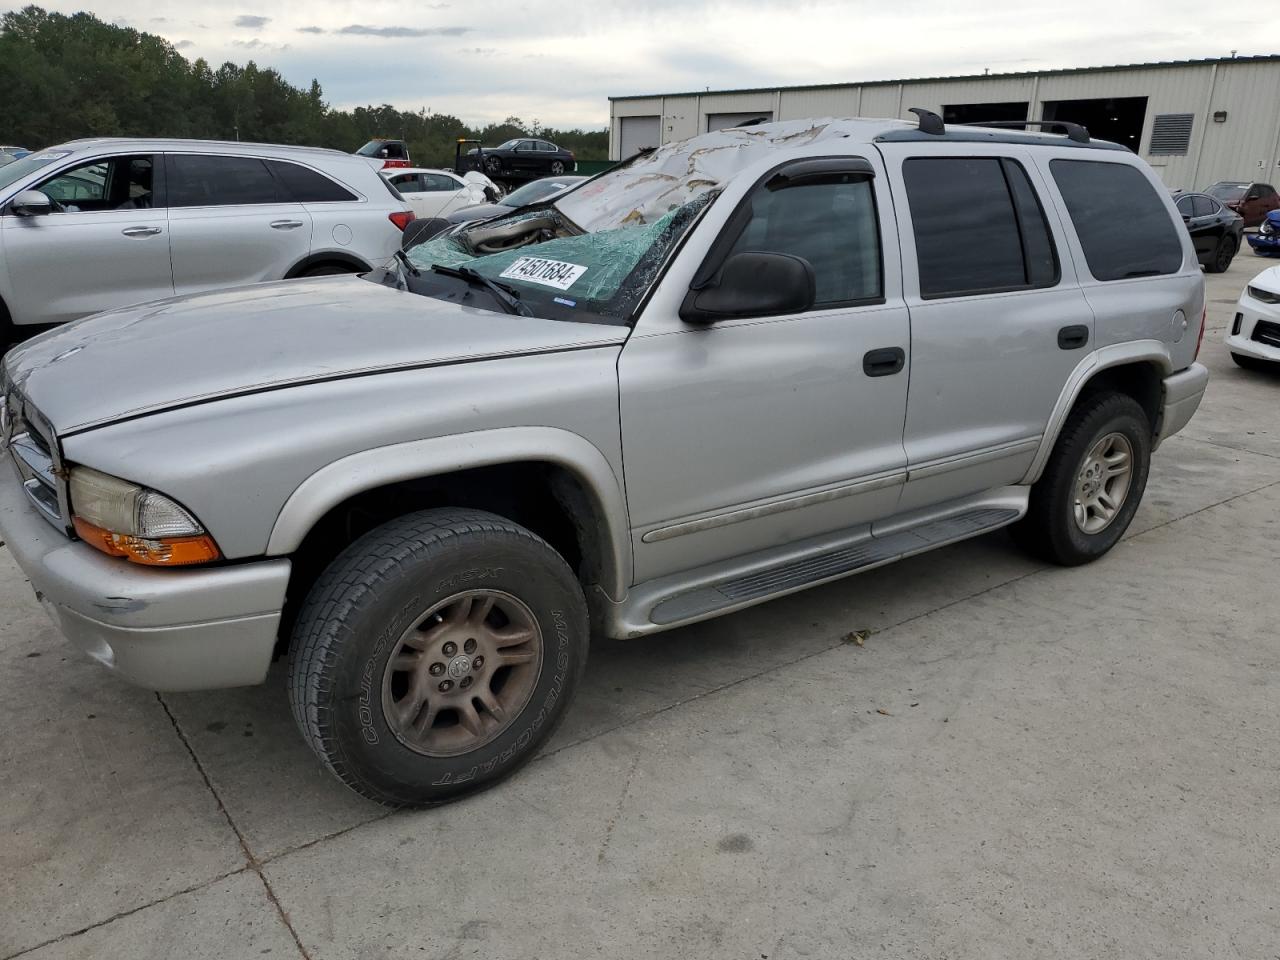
left=73, top=517, right=221, bottom=566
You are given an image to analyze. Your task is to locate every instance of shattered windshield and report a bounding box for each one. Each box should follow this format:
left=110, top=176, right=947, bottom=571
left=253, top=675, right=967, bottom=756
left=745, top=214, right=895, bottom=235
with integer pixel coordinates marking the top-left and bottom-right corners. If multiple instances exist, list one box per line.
left=391, top=120, right=846, bottom=325
left=404, top=194, right=713, bottom=325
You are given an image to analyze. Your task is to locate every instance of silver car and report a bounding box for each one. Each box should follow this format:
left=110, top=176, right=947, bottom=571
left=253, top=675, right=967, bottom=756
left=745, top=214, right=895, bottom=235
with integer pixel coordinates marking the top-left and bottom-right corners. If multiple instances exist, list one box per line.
left=0, top=139, right=414, bottom=339
left=0, top=115, right=1209, bottom=807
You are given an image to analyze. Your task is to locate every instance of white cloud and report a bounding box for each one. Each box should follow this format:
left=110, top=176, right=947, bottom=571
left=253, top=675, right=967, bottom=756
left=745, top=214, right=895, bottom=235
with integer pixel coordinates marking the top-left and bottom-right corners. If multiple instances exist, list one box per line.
left=36, top=0, right=1280, bottom=129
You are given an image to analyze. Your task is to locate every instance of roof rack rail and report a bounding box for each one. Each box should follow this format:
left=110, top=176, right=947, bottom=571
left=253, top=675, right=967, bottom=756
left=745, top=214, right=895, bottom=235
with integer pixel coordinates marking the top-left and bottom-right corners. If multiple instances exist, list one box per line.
left=959, top=119, right=1091, bottom=143
left=908, top=107, right=945, bottom=135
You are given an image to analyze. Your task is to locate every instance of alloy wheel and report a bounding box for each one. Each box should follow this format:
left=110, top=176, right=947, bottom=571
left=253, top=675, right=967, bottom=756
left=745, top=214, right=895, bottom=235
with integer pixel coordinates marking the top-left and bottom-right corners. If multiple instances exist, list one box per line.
left=1072, top=432, right=1134, bottom=534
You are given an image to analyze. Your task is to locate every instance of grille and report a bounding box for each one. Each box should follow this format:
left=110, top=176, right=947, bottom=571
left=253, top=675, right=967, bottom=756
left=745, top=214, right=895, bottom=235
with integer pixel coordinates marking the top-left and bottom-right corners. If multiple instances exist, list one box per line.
left=1252, top=319, right=1280, bottom=348
left=2, top=386, right=68, bottom=531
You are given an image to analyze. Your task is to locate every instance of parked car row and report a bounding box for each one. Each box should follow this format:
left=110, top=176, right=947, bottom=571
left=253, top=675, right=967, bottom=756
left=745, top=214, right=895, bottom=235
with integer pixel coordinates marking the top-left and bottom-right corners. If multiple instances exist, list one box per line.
left=0, top=138, right=417, bottom=338
left=0, top=113, right=1211, bottom=808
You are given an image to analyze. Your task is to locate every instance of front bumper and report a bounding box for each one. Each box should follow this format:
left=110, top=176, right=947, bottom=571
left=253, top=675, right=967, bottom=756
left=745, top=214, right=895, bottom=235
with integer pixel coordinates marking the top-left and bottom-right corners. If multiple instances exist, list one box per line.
left=1246, top=233, right=1280, bottom=255
left=1224, top=296, right=1280, bottom=365
left=1158, top=362, right=1210, bottom=445
left=0, top=459, right=290, bottom=691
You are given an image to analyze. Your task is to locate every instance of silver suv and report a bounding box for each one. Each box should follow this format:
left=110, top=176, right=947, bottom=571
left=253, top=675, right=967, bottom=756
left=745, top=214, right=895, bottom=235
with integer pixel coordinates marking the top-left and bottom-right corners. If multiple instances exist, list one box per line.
left=0, top=115, right=1209, bottom=807
left=0, top=139, right=413, bottom=339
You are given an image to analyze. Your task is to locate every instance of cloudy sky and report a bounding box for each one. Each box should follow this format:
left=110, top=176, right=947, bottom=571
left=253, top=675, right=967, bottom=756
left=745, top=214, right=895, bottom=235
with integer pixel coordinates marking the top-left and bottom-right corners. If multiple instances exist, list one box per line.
left=37, top=0, right=1280, bottom=129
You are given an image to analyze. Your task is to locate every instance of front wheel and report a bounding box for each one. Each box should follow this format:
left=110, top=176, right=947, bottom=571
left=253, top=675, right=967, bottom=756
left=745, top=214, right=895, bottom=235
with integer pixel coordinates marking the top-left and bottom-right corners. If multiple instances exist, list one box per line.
left=1205, top=235, right=1236, bottom=273
left=1011, top=393, right=1152, bottom=566
left=288, top=508, right=589, bottom=807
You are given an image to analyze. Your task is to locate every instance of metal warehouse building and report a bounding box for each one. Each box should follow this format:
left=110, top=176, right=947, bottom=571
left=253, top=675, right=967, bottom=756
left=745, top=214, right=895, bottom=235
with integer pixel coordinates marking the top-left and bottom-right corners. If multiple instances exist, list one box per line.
left=609, top=56, right=1280, bottom=191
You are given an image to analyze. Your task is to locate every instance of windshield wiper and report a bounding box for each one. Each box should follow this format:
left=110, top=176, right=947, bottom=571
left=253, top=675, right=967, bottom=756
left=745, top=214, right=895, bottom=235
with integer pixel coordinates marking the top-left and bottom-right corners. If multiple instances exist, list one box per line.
left=431, top=264, right=529, bottom=315
left=395, top=249, right=421, bottom=277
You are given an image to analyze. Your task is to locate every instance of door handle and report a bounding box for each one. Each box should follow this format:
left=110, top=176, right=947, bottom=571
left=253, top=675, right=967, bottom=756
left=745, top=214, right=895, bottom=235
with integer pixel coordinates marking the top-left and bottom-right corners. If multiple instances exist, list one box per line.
left=863, top=346, right=906, bottom=377
left=1057, top=324, right=1090, bottom=350
left=121, top=226, right=161, bottom=237
left=270, top=220, right=305, bottom=230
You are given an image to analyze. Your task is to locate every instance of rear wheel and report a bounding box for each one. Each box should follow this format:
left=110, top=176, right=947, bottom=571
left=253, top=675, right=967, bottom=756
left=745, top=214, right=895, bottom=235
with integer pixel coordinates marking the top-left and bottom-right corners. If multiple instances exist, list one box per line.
left=484, top=156, right=502, bottom=175
left=288, top=508, right=589, bottom=807
left=550, top=160, right=566, bottom=176
left=1011, top=392, right=1151, bottom=566
left=299, top=264, right=353, bottom=278
left=1205, top=235, right=1236, bottom=273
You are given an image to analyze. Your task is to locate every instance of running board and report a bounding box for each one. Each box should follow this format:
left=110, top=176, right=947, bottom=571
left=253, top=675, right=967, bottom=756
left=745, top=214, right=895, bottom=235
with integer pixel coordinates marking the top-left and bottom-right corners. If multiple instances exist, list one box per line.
left=602, top=489, right=1028, bottom=638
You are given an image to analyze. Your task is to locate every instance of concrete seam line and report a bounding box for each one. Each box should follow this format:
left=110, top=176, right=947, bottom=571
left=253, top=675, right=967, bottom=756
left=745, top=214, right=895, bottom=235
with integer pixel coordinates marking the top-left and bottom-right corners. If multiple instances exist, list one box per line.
left=155, top=694, right=315, bottom=960
left=1174, top=433, right=1280, bottom=463
left=0, top=868, right=248, bottom=960
left=1128, top=475, right=1280, bottom=541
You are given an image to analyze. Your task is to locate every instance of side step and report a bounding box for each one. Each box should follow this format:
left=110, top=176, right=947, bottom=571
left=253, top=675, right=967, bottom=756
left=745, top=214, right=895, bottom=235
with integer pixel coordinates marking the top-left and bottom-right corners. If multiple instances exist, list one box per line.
left=647, top=505, right=1021, bottom=628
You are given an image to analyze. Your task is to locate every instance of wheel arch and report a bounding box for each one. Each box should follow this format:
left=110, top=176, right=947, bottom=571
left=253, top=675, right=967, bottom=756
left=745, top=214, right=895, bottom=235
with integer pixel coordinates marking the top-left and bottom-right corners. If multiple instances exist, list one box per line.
left=1023, top=341, right=1171, bottom=485
left=283, top=250, right=372, bottom=279
left=267, top=427, right=632, bottom=601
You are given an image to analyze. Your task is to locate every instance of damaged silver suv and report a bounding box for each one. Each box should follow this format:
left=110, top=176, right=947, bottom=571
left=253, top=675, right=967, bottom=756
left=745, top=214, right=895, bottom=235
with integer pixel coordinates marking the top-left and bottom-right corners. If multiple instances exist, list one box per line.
left=0, top=114, right=1209, bottom=806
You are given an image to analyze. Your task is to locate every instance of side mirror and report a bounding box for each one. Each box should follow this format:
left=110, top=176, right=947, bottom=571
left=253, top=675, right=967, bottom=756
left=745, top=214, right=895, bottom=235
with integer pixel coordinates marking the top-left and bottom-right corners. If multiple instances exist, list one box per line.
left=10, top=189, right=52, bottom=217
left=680, top=251, right=816, bottom=324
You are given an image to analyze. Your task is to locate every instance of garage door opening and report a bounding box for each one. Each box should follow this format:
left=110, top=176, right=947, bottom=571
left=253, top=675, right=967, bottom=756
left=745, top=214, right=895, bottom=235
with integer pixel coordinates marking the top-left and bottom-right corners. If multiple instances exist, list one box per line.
left=1042, top=97, right=1147, bottom=151
left=942, top=102, right=1029, bottom=125
left=707, top=112, right=774, bottom=132
left=618, top=115, right=660, bottom=158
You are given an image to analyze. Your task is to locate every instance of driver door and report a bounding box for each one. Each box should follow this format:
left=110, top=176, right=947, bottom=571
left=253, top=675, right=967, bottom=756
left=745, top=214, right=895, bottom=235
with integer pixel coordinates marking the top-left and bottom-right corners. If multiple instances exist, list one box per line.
left=618, top=155, right=911, bottom=583
left=0, top=153, right=172, bottom=325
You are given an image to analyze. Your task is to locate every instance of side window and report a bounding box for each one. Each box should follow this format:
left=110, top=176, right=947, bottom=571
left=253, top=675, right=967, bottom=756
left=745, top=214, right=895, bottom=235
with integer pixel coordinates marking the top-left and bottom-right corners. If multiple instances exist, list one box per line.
left=725, top=173, right=883, bottom=306
left=1175, top=195, right=1193, bottom=217
left=422, top=173, right=460, bottom=192
left=38, top=155, right=155, bottom=212
left=1259, top=185, right=1278, bottom=200
left=390, top=173, right=420, bottom=192
left=1050, top=159, right=1183, bottom=281
left=383, top=143, right=406, bottom=160
left=168, top=155, right=280, bottom=207
left=1191, top=195, right=1216, bottom=218
left=516, top=141, right=534, bottom=152
left=267, top=160, right=357, bottom=202
left=903, top=156, right=1058, bottom=298
left=538, top=141, right=556, bottom=152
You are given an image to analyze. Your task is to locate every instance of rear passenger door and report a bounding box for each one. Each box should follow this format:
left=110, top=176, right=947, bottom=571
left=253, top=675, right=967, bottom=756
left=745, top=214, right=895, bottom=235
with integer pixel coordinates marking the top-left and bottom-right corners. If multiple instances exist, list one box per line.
left=876, top=144, right=1095, bottom=512
left=164, top=153, right=312, bottom=296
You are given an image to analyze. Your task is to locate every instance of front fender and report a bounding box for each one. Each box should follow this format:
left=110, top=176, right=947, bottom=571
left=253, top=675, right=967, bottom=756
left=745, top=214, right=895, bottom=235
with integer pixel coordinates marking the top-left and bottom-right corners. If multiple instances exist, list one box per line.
left=265, top=426, right=633, bottom=600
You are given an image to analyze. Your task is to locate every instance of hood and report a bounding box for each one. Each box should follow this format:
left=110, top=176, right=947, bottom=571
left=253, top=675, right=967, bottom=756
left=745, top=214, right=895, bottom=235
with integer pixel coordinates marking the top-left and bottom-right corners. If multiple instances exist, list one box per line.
left=446, top=201, right=514, bottom=223
left=5, top=276, right=627, bottom=434
left=1251, top=264, right=1280, bottom=294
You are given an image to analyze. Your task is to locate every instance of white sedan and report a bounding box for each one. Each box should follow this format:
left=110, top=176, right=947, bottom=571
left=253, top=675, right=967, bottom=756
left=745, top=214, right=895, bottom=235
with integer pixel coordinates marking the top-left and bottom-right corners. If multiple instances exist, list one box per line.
left=1225, top=264, right=1280, bottom=370
left=381, top=168, right=497, bottom=220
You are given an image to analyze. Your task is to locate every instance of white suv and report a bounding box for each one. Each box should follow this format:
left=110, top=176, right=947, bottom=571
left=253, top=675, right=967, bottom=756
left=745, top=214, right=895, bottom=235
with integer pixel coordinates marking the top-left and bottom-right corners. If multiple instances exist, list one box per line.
left=0, top=139, right=414, bottom=338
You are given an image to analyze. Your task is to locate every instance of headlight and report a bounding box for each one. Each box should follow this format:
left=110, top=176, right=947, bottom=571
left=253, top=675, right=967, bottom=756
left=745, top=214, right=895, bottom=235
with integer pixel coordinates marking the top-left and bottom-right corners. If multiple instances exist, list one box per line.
left=1262, top=222, right=1275, bottom=235
left=1247, top=285, right=1280, bottom=305
left=69, top=467, right=220, bottom=566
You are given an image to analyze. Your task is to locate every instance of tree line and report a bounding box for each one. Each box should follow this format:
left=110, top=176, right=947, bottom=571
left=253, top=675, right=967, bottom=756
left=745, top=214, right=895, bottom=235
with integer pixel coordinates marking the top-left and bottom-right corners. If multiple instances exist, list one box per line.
left=0, top=6, right=609, bottom=167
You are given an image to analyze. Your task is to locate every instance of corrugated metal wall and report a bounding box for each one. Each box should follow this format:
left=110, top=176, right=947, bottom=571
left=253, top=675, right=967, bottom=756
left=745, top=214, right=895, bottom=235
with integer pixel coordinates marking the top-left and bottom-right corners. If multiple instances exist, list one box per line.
left=609, top=60, right=1280, bottom=189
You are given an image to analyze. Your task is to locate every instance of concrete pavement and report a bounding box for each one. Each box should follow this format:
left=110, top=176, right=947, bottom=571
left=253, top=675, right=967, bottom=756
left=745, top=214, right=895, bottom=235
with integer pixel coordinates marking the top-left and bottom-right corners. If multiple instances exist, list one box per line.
left=2, top=254, right=1278, bottom=959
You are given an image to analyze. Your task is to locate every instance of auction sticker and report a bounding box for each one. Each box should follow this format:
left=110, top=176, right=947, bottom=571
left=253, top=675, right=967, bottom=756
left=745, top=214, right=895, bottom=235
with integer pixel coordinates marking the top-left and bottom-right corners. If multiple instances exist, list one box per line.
left=498, top=257, right=587, bottom=291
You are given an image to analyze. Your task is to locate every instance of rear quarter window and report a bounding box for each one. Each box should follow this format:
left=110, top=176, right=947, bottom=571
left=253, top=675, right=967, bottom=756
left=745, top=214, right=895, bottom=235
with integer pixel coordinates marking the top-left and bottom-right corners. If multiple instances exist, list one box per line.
left=268, top=160, right=357, bottom=202
left=1050, top=159, right=1183, bottom=281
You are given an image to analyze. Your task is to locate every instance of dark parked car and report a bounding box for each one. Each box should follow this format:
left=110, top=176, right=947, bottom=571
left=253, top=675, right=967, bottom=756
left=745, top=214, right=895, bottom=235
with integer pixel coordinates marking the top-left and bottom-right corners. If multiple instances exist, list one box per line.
left=1246, top=210, right=1280, bottom=257
left=1175, top=192, right=1243, bottom=272
left=444, top=174, right=586, bottom=224
left=467, top=138, right=575, bottom=181
left=1204, top=180, right=1280, bottom=228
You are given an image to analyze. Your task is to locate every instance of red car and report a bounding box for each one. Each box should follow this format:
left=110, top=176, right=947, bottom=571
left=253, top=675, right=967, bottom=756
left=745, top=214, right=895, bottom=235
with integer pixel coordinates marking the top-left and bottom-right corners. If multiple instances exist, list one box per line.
left=1205, top=181, right=1280, bottom=228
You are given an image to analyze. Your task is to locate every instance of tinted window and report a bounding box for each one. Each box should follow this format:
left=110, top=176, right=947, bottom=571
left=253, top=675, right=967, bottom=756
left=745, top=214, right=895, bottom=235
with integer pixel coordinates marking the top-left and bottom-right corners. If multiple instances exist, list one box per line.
left=388, top=173, right=420, bottom=192
left=726, top=174, right=882, bottom=305
left=38, top=155, right=155, bottom=211
left=1051, top=159, right=1183, bottom=281
left=268, top=160, right=356, bottom=202
left=168, top=154, right=280, bottom=207
left=904, top=157, right=1056, bottom=298
left=537, top=141, right=556, bottom=152
left=1258, top=185, right=1277, bottom=199
left=422, top=173, right=459, bottom=192
left=1175, top=195, right=1193, bottom=217
left=1191, top=195, right=1216, bottom=218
